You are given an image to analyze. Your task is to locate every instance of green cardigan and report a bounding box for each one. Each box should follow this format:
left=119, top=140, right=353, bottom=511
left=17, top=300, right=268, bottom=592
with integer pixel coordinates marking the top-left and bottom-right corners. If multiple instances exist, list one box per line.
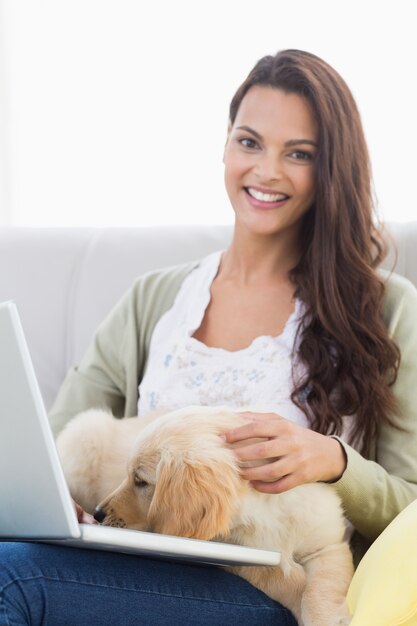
left=49, top=261, right=417, bottom=563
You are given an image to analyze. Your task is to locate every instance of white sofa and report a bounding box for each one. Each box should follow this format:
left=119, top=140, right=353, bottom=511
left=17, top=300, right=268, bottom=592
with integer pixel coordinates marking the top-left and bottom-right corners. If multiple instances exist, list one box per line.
left=0, top=223, right=416, bottom=412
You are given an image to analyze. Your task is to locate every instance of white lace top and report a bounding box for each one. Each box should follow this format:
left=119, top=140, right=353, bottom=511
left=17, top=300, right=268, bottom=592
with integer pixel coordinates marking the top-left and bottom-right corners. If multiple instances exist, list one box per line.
left=137, top=251, right=309, bottom=426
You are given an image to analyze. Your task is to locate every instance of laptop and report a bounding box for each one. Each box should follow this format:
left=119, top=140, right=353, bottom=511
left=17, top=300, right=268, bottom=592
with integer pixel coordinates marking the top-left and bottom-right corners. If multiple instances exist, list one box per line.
left=0, top=300, right=280, bottom=567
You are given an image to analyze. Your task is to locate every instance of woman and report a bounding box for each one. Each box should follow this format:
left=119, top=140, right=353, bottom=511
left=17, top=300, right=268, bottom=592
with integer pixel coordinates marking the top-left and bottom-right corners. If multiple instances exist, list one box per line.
left=1, top=49, right=417, bottom=626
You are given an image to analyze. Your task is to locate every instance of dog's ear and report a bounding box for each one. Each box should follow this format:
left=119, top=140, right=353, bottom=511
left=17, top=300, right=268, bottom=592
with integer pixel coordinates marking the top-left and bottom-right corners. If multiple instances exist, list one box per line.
left=148, top=450, right=239, bottom=540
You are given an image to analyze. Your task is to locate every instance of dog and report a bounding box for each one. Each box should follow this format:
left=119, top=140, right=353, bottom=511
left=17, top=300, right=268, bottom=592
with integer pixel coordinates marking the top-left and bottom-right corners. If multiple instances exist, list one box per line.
left=57, top=406, right=353, bottom=626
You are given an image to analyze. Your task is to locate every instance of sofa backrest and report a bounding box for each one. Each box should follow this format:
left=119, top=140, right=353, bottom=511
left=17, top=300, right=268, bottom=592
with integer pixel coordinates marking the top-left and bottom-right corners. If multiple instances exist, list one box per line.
left=0, top=223, right=416, bottom=410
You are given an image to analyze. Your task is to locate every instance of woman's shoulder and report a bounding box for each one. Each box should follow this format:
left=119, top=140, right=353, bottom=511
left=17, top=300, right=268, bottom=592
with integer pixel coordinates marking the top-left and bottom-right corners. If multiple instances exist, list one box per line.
left=129, top=251, right=222, bottom=296
left=378, top=269, right=417, bottom=329
left=379, top=268, right=417, bottom=301
left=125, top=255, right=222, bottom=316
left=131, top=260, right=199, bottom=290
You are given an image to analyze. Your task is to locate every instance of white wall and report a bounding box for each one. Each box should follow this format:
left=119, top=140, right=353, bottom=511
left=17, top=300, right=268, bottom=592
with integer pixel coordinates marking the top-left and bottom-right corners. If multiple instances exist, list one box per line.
left=0, top=0, right=416, bottom=227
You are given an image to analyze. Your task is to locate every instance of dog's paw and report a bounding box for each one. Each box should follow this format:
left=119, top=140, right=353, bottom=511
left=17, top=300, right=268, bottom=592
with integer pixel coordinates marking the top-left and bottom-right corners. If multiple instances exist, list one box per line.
left=302, top=604, right=351, bottom=626
left=329, top=603, right=351, bottom=626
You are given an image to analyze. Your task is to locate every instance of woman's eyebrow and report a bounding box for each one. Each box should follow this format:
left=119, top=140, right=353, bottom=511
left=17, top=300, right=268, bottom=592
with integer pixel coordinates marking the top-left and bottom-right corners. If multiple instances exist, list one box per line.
left=284, top=138, right=318, bottom=148
left=236, top=126, right=318, bottom=148
left=236, top=125, right=263, bottom=140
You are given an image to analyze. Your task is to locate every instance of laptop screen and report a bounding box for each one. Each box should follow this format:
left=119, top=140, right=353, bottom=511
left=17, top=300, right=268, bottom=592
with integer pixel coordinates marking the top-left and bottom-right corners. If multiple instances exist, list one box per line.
left=0, top=301, right=80, bottom=539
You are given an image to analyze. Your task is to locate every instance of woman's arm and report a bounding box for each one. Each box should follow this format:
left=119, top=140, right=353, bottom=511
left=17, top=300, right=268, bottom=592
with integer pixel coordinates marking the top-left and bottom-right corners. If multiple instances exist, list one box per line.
left=48, top=282, right=142, bottom=436
left=224, top=414, right=347, bottom=490
left=332, top=273, right=417, bottom=541
left=225, top=273, right=417, bottom=544
left=48, top=263, right=195, bottom=437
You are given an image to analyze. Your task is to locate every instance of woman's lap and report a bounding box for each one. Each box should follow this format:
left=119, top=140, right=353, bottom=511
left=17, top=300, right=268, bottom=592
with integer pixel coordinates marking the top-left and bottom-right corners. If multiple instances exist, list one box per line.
left=0, top=542, right=297, bottom=626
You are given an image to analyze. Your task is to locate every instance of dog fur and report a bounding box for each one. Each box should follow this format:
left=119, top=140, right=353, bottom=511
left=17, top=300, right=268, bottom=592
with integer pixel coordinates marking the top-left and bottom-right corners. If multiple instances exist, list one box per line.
left=57, top=406, right=353, bottom=626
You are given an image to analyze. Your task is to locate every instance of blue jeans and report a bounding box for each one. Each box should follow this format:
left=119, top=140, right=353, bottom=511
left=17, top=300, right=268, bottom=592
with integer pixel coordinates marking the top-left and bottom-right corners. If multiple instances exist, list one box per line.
left=0, top=543, right=297, bottom=625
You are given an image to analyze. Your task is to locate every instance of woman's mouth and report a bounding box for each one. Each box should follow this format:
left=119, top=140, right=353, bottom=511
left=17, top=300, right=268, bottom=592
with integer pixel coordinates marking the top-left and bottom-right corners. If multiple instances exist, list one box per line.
left=244, top=187, right=290, bottom=208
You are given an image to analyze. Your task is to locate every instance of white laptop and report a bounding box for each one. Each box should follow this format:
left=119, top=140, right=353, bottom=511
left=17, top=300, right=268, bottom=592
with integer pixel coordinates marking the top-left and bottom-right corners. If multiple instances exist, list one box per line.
left=0, top=301, right=280, bottom=567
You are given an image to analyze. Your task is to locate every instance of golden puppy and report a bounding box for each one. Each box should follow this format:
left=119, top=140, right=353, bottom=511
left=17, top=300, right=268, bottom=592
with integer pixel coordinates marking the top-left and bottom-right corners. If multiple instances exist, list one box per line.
left=56, top=408, right=163, bottom=513
left=57, top=406, right=353, bottom=626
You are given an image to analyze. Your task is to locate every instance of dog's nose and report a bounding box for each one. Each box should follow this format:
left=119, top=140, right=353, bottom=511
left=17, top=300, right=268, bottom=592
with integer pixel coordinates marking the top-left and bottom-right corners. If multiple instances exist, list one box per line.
left=93, top=506, right=107, bottom=523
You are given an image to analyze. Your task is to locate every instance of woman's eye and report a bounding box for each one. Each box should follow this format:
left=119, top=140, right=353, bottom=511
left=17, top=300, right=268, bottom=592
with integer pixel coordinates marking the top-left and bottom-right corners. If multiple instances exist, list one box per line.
left=238, top=137, right=259, bottom=149
left=289, top=150, right=313, bottom=161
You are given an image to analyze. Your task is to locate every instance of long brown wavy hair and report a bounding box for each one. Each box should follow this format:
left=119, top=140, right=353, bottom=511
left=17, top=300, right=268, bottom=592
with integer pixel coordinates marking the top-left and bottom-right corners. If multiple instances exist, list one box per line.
left=229, top=49, right=400, bottom=457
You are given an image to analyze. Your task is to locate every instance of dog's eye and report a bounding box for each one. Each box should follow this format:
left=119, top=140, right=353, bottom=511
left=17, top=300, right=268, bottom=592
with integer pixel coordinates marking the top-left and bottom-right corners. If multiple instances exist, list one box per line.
left=134, top=478, right=149, bottom=489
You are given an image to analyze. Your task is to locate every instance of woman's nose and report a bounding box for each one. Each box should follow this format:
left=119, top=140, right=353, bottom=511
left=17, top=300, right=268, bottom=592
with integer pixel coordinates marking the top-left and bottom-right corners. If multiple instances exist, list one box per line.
left=254, top=152, right=283, bottom=182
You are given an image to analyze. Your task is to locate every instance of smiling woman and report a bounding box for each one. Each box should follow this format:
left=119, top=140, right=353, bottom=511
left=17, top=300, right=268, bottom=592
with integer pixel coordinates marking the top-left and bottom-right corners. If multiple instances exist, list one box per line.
left=224, top=87, right=317, bottom=245
left=2, top=48, right=417, bottom=626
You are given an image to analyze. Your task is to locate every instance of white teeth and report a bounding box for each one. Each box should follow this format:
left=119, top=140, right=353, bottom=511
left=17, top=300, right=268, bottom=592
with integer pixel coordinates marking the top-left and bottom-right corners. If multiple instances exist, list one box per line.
left=246, top=188, right=288, bottom=202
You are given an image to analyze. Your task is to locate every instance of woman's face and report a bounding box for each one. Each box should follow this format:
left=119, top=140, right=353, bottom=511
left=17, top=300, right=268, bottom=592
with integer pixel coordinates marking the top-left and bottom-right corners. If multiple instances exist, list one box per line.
left=224, top=86, right=317, bottom=240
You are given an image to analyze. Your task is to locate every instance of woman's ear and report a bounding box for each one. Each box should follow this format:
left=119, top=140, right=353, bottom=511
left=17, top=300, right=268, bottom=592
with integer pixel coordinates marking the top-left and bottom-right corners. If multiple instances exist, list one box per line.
left=222, top=121, right=232, bottom=164
left=148, top=450, right=239, bottom=540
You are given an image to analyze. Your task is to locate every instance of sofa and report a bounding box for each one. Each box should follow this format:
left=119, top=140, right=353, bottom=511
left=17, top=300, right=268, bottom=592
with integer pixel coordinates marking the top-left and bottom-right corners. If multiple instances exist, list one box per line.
left=0, top=223, right=416, bottom=412
left=1, top=223, right=417, bottom=624
left=0, top=226, right=232, bottom=410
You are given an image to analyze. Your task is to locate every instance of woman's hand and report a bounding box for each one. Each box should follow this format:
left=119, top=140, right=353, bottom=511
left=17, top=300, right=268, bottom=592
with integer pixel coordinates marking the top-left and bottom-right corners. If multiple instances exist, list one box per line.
left=224, top=412, right=347, bottom=494
left=72, top=499, right=97, bottom=524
